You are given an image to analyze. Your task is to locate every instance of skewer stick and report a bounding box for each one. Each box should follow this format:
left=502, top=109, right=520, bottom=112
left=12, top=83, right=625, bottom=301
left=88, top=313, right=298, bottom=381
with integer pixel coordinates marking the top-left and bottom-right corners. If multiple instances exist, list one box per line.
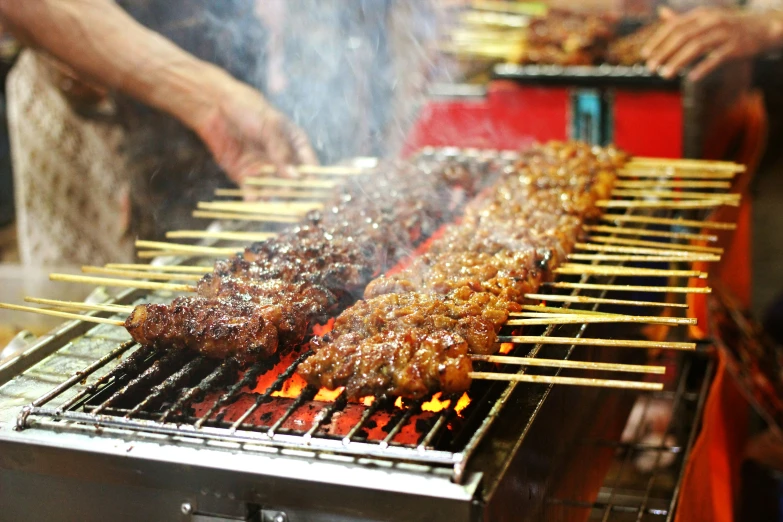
left=597, top=199, right=730, bottom=209
left=600, top=214, right=736, bottom=230
left=197, top=201, right=321, bottom=215
left=215, top=188, right=331, bottom=200
left=505, top=315, right=696, bottom=326
left=24, top=297, right=134, bottom=314
left=105, top=264, right=213, bottom=274
left=587, top=236, right=723, bottom=254
left=135, top=240, right=240, bottom=256
left=523, top=293, right=689, bottom=309
left=0, top=302, right=125, bottom=326
left=543, top=281, right=711, bottom=294
left=555, top=263, right=706, bottom=278
left=617, top=170, right=736, bottom=180
left=243, top=177, right=337, bottom=189
left=584, top=225, right=717, bottom=242
left=568, top=253, right=719, bottom=262
left=247, top=164, right=370, bottom=176
left=628, top=157, right=745, bottom=171
left=576, top=243, right=721, bottom=258
left=515, top=305, right=618, bottom=316
left=469, top=372, right=663, bottom=391
left=192, top=210, right=299, bottom=223
left=497, top=335, right=696, bottom=351
left=614, top=180, right=732, bottom=189
left=471, top=355, right=666, bottom=374
left=165, top=230, right=277, bottom=242
left=81, top=266, right=203, bottom=282
left=49, top=273, right=195, bottom=292
left=137, top=250, right=227, bottom=259
left=611, top=189, right=740, bottom=202
left=197, top=201, right=318, bottom=214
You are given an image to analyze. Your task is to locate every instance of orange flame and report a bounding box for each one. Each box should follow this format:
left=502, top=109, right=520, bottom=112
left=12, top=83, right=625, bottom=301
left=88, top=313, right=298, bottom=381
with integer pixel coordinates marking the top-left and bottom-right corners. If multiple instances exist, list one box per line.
left=421, top=392, right=472, bottom=414
left=499, top=342, right=514, bottom=354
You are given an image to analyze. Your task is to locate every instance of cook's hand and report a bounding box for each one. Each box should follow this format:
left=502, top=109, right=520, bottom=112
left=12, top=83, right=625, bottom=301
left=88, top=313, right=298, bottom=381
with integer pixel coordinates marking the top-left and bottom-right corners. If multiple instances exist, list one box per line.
left=197, top=79, right=317, bottom=185
left=642, top=7, right=767, bottom=81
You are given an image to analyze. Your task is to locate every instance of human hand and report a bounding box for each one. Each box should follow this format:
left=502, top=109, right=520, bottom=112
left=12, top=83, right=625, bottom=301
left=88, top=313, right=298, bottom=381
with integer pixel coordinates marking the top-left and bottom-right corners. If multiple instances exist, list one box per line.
left=642, top=7, right=769, bottom=81
left=196, top=79, right=317, bottom=185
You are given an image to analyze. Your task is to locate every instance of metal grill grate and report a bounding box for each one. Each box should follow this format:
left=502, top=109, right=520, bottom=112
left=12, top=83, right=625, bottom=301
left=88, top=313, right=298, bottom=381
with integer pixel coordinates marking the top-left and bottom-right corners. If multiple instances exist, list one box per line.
left=545, top=350, right=713, bottom=521
left=8, top=149, right=728, bottom=487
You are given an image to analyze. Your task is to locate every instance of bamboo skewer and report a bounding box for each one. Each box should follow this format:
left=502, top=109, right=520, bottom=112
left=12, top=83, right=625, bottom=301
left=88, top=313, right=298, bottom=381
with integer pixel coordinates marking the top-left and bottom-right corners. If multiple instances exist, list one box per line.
left=505, top=315, right=696, bottom=326
left=600, top=214, right=736, bottom=230
left=628, top=157, right=745, bottom=171
left=610, top=189, right=740, bottom=202
left=568, top=253, right=720, bottom=263
left=584, top=225, right=717, bottom=242
left=81, top=266, right=203, bottom=282
left=215, top=188, right=331, bottom=200
left=49, top=273, right=195, bottom=293
left=555, top=263, right=706, bottom=278
left=243, top=178, right=337, bottom=189
left=597, top=199, right=730, bottom=209
left=523, top=293, right=689, bottom=309
left=105, top=264, right=213, bottom=274
left=135, top=240, right=240, bottom=256
left=543, top=281, right=711, bottom=294
left=617, top=170, right=737, bottom=180
left=497, top=335, right=696, bottom=351
left=0, top=302, right=125, bottom=326
left=471, top=355, right=666, bottom=374
left=192, top=210, right=299, bottom=223
left=587, top=236, right=724, bottom=254
left=165, top=230, right=277, bottom=242
left=576, top=242, right=720, bottom=258
left=197, top=201, right=322, bottom=215
left=515, top=305, right=619, bottom=317
left=468, top=372, right=663, bottom=390
left=24, top=297, right=134, bottom=314
left=137, top=250, right=227, bottom=259
left=614, top=180, right=732, bottom=189
left=25, top=297, right=132, bottom=313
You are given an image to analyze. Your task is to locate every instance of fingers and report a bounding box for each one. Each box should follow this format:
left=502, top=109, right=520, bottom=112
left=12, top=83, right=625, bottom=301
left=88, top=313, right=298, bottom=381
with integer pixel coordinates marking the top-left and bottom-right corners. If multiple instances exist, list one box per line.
left=688, top=44, right=733, bottom=81
left=658, top=29, right=728, bottom=78
left=643, top=7, right=716, bottom=61
left=646, top=15, right=720, bottom=73
left=288, top=123, right=319, bottom=166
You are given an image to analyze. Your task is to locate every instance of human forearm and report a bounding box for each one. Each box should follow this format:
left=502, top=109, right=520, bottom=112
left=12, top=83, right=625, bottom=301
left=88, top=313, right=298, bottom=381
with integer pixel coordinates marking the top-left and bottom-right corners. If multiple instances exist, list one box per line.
left=0, top=0, right=229, bottom=133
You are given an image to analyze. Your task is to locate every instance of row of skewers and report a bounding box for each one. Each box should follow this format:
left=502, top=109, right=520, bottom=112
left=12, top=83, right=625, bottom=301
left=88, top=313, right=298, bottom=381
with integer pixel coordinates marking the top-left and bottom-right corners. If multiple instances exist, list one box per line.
left=1, top=142, right=744, bottom=406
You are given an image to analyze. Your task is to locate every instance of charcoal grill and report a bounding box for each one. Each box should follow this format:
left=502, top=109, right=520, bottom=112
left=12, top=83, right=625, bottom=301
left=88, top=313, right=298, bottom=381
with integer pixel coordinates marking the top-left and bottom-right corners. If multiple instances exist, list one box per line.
left=0, top=148, right=735, bottom=521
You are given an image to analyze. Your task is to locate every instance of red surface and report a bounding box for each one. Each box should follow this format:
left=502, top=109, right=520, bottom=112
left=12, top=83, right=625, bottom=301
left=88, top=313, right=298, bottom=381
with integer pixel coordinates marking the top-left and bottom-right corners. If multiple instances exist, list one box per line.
left=674, top=348, right=749, bottom=522
left=612, top=90, right=683, bottom=158
left=404, top=81, right=568, bottom=153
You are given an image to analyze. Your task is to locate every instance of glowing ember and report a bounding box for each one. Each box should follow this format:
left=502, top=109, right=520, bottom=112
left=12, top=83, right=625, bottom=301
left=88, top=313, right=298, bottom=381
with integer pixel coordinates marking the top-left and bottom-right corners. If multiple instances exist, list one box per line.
left=361, top=396, right=375, bottom=406
left=314, top=387, right=344, bottom=402
left=270, top=374, right=308, bottom=398
left=394, top=396, right=404, bottom=409
left=499, top=342, right=514, bottom=354
left=312, top=318, right=335, bottom=337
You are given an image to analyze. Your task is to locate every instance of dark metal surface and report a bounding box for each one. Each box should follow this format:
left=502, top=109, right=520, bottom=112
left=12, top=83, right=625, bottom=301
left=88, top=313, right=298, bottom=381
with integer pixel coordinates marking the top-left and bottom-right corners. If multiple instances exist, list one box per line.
left=493, top=64, right=681, bottom=90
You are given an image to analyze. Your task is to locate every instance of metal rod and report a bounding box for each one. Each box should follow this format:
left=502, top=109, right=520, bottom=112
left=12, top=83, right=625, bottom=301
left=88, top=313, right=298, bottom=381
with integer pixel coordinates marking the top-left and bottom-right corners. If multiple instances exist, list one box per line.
left=303, top=390, right=349, bottom=441
left=343, top=397, right=387, bottom=445
left=267, top=386, right=319, bottom=439
left=229, top=351, right=312, bottom=432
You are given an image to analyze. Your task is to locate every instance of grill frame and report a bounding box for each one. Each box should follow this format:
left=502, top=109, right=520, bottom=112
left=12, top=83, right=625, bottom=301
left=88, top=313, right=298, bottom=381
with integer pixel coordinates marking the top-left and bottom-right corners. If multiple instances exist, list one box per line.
left=0, top=148, right=731, bottom=520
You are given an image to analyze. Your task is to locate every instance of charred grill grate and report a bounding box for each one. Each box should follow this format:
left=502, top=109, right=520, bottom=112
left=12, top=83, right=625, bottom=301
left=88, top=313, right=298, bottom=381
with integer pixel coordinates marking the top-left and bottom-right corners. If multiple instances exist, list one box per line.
left=10, top=148, right=725, bottom=485
left=545, top=349, right=713, bottom=521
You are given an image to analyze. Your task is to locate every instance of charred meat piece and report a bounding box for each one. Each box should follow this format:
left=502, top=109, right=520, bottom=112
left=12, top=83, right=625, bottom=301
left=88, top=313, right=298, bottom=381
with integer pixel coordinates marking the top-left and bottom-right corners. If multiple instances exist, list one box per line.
left=299, top=327, right=473, bottom=399
left=125, top=297, right=279, bottom=366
